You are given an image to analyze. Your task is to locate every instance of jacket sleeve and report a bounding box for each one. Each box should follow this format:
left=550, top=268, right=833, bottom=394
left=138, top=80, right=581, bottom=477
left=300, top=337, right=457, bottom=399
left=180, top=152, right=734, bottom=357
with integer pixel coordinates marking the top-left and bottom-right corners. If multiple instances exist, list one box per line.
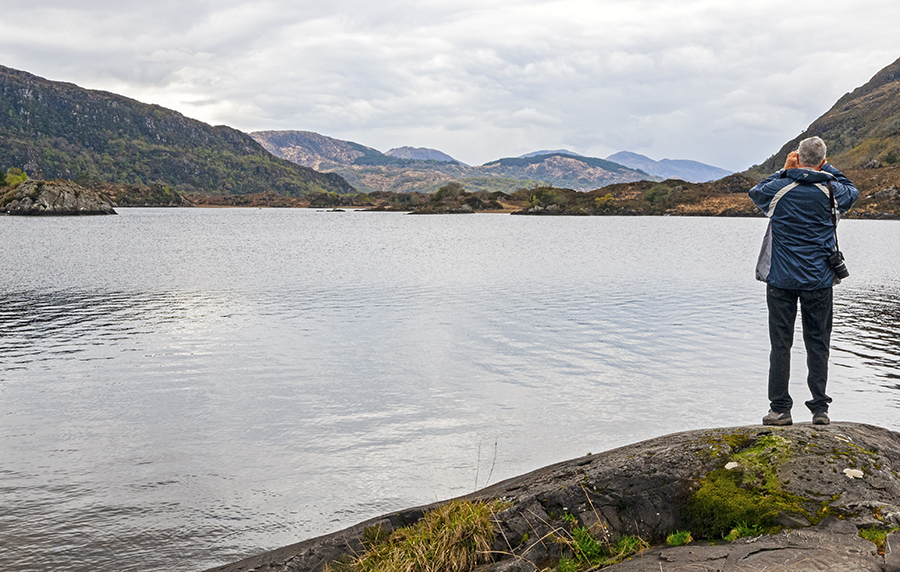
left=822, top=163, right=859, bottom=212
left=748, top=171, right=784, bottom=213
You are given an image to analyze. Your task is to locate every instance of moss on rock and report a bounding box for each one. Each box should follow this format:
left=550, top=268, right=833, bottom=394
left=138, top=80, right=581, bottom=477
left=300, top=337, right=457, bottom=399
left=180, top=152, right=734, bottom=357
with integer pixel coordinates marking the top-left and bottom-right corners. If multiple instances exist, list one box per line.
left=689, top=433, right=813, bottom=538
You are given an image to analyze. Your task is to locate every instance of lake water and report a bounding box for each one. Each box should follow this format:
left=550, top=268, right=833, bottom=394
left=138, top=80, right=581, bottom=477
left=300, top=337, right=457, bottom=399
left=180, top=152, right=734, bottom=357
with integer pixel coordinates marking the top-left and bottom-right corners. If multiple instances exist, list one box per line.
left=1, top=209, right=898, bottom=572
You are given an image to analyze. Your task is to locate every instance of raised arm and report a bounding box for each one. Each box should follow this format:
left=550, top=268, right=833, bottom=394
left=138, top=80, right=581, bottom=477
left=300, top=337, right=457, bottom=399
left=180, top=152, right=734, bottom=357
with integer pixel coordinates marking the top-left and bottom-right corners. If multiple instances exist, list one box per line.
left=822, top=163, right=859, bottom=212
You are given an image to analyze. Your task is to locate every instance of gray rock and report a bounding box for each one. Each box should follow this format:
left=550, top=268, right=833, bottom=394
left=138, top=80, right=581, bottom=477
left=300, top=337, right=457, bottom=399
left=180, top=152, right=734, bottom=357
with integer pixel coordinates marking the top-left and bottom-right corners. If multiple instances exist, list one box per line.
left=867, top=186, right=900, bottom=202
left=204, top=424, right=900, bottom=572
left=608, top=525, right=881, bottom=571
left=885, top=531, right=900, bottom=572
left=1, top=179, right=117, bottom=215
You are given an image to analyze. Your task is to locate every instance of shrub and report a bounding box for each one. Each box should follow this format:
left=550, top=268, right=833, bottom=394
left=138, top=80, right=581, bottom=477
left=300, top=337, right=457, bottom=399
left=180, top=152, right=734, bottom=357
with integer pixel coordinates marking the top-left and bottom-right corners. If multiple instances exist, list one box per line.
left=3, top=167, right=28, bottom=188
left=594, top=193, right=615, bottom=211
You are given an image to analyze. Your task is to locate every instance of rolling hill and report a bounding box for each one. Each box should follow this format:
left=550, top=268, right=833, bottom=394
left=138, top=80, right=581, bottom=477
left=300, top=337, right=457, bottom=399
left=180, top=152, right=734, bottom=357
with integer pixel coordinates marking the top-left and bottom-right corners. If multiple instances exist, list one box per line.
left=0, top=64, right=353, bottom=196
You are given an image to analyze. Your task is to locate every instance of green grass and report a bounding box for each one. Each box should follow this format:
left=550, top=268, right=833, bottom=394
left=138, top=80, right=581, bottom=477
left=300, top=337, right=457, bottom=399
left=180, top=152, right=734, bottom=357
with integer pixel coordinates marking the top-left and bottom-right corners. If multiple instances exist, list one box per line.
left=555, top=523, right=648, bottom=570
left=725, top=522, right=763, bottom=542
left=859, top=526, right=899, bottom=554
left=666, top=530, right=693, bottom=546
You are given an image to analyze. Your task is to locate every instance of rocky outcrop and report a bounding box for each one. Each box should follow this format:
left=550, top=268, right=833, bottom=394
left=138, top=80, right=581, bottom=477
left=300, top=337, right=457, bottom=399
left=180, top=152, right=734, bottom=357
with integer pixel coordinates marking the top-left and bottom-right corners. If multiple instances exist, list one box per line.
left=1, top=179, right=117, bottom=215
left=868, top=186, right=900, bottom=202
left=205, top=423, right=900, bottom=572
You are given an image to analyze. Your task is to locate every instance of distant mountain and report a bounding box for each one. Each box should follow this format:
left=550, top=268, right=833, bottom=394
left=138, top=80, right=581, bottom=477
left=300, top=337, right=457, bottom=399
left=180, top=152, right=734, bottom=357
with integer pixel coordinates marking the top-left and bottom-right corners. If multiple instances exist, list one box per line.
left=606, top=151, right=732, bottom=183
left=385, top=146, right=463, bottom=164
left=251, top=130, right=389, bottom=170
left=750, top=55, right=900, bottom=175
left=519, top=149, right=583, bottom=158
left=0, top=65, right=352, bottom=196
left=479, top=153, right=654, bottom=190
left=252, top=130, right=477, bottom=193
left=255, top=132, right=656, bottom=192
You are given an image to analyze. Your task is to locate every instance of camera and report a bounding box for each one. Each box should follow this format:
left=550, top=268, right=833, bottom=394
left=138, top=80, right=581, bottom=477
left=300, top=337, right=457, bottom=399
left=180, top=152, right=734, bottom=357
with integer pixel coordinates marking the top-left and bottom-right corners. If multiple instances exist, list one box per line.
left=828, top=250, right=850, bottom=279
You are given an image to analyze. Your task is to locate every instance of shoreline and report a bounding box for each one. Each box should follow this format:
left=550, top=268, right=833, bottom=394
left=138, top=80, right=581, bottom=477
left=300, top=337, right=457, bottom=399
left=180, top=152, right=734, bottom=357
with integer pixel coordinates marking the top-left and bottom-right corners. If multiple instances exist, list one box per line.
left=204, top=422, right=900, bottom=572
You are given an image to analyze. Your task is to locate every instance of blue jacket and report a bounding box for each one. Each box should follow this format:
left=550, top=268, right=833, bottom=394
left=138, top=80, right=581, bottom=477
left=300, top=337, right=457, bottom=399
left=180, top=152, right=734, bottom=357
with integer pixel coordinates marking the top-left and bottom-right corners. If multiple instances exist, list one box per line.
left=749, top=163, right=858, bottom=290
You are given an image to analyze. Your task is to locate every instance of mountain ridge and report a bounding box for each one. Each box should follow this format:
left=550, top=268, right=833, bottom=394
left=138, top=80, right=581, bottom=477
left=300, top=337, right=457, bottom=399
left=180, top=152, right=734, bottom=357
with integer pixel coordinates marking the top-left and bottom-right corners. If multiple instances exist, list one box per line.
left=518, top=149, right=583, bottom=158
left=385, top=146, right=462, bottom=164
left=606, top=151, right=733, bottom=183
left=252, top=131, right=661, bottom=192
left=750, top=55, right=900, bottom=175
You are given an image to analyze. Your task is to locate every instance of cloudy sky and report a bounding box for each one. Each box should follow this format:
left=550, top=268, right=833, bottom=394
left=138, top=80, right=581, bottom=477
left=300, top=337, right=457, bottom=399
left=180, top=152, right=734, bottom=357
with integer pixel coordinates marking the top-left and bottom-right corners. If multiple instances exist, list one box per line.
left=1, top=0, right=898, bottom=171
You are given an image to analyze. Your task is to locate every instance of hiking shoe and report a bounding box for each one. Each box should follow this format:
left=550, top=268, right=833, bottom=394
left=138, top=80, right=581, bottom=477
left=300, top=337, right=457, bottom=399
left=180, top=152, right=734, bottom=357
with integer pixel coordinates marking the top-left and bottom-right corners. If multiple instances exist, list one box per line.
left=812, top=411, right=830, bottom=425
left=762, top=410, right=792, bottom=426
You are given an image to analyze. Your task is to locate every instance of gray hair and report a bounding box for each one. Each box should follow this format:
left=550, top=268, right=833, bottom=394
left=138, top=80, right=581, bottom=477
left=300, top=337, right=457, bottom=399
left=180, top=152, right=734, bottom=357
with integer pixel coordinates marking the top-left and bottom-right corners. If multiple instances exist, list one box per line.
left=798, top=136, right=827, bottom=168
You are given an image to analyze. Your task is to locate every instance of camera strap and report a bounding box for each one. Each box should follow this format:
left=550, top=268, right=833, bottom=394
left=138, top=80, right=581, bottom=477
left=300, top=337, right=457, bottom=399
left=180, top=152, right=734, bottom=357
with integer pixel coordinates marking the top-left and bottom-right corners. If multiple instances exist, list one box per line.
left=827, top=181, right=840, bottom=253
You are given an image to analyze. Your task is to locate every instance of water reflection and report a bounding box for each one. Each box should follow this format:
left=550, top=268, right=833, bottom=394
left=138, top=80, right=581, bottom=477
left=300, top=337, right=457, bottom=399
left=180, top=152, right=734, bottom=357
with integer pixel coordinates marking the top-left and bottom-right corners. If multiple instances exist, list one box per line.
left=0, top=289, right=241, bottom=372
left=834, top=285, right=900, bottom=383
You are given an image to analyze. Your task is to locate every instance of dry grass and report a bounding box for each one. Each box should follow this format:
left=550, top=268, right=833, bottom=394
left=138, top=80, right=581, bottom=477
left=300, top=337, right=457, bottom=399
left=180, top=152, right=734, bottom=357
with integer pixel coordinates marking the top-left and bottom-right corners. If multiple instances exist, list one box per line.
left=328, top=500, right=499, bottom=572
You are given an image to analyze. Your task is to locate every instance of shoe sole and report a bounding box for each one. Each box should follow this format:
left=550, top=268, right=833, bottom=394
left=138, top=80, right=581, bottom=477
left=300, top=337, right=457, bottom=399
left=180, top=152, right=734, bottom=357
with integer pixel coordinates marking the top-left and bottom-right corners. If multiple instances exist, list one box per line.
left=763, top=418, right=793, bottom=426
left=813, top=418, right=830, bottom=425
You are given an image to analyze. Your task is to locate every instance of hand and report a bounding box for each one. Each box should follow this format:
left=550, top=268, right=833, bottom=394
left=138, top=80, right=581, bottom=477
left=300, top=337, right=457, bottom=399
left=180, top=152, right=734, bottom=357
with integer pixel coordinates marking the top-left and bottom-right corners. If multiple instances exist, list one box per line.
left=784, top=152, right=800, bottom=170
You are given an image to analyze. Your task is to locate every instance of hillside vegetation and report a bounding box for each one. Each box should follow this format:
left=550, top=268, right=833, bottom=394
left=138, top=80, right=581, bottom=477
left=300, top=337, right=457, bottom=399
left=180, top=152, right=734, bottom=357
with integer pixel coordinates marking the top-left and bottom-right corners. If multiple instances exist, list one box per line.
left=0, top=65, right=353, bottom=196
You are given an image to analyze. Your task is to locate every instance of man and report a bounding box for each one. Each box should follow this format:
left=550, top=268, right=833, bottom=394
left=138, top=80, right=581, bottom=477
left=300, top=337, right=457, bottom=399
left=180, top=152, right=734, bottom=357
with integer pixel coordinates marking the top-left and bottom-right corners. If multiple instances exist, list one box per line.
left=749, top=136, right=858, bottom=426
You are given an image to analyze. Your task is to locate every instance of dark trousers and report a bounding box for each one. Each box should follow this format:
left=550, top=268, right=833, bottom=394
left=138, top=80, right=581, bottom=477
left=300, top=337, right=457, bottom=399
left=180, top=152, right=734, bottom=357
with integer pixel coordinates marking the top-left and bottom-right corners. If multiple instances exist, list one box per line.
left=766, top=284, right=833, bottom=414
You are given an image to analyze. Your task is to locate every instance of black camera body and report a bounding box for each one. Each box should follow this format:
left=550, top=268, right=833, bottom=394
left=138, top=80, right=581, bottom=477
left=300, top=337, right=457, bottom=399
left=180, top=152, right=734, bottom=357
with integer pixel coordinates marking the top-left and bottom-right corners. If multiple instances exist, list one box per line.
left=829, top=250, right=850, bottom=279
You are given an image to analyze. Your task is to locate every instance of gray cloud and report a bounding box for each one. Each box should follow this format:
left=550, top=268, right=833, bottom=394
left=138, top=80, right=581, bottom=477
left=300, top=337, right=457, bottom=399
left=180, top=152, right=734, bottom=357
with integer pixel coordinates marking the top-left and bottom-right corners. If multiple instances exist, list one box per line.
left=1, top=0, right=898, bottom=171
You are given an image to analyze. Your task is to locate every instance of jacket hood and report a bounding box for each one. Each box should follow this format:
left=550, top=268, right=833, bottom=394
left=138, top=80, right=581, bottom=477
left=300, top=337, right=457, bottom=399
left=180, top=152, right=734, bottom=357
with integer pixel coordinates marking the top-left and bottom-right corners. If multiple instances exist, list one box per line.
left=781, top=168, right=836, bottom=183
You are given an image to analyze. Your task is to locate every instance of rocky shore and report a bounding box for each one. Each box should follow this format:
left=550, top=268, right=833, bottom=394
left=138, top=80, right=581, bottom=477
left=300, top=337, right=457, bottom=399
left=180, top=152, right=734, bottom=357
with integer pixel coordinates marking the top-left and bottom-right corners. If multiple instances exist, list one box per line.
left=1, top=179, right=117, bottom=215
left=206, top=423, right=900, bottom=572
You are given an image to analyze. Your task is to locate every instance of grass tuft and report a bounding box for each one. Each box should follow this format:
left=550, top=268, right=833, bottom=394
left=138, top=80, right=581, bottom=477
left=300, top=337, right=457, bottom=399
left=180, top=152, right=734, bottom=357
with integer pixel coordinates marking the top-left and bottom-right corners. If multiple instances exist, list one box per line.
left=666, top=530, right=693, bottom=546
left=725, top=522, right=763, bottom=542
left=327, top=499, right=499, bottom=572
